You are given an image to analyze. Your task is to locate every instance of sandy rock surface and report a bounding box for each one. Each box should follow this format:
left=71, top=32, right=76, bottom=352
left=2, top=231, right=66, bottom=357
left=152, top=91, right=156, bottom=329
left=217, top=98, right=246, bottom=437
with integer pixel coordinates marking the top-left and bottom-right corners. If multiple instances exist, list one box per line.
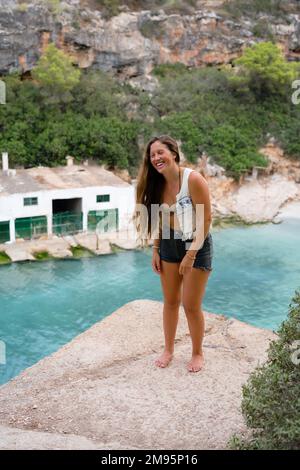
left=0, top=300, right=276, bottom=450
left=229, top=174, right=300, bottom=223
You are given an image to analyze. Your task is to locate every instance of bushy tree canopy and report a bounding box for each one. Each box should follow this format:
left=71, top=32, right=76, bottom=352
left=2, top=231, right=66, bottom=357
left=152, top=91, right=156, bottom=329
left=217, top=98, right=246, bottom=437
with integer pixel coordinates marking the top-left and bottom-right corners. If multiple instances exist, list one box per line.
left=233, top=42, right=299, bottom=98
left=32, top=43, right=81, bottom=97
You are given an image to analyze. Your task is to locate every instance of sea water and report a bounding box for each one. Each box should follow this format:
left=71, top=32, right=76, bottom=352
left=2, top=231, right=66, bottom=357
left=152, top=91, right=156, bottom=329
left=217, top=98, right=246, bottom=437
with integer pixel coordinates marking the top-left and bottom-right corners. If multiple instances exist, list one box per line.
left=0, top=218, right=299, bottom=385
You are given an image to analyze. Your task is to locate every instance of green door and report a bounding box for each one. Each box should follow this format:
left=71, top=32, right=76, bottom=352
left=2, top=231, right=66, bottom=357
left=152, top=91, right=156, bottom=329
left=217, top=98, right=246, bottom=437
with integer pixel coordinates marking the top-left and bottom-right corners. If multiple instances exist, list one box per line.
left=15, top=216, right=47, bottom=240
left=52, top=211, right=83, bottom=235
left=88, top=209, right=119, bottom=233
left=0, top=221, right=10, bottom=243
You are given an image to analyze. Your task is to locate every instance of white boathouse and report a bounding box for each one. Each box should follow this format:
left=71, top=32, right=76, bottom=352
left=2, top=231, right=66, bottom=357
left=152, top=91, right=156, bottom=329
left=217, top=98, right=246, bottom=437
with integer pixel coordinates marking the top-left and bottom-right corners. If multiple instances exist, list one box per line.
left=0, top=153, right=135, bottom=243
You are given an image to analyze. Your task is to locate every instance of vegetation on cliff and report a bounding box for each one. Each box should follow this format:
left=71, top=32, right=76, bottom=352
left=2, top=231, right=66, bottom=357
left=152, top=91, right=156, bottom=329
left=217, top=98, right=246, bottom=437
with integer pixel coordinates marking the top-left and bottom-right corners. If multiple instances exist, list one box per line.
left=223, top=0, right=299, bottom=21
left=94, top=0, right=199, bottom=18
left=93, top=0, right=299, bottom=19
left=32, top=43, right=81, bottom=97
left=0, top=42, right=299, bottom=179
left=230, top=289, right=300, bottom=449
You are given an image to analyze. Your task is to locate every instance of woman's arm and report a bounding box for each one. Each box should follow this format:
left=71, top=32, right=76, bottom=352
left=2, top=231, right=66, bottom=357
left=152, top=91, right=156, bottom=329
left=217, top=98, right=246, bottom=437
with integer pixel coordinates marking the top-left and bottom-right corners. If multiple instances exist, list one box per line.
left=186, top=171, right=212, bottom=256
left=152, top=215, right=162, bottom=274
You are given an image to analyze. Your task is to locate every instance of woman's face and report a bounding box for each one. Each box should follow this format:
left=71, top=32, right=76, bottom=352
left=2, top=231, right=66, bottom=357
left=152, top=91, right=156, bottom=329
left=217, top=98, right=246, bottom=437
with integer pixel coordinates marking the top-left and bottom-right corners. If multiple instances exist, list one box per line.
left=149, top=141, right=176, bottom=173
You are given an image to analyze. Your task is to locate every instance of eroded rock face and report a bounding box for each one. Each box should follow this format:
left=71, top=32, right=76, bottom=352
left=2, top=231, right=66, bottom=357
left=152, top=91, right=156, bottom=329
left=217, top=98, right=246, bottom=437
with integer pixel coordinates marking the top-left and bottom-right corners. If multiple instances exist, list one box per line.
left=0, top=0, right=299, bottom=83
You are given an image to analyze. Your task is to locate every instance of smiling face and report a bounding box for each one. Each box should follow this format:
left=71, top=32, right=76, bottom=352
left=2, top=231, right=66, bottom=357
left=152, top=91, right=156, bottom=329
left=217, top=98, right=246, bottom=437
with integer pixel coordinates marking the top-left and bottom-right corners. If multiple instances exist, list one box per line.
left=149, top=140, right=177, bottom=173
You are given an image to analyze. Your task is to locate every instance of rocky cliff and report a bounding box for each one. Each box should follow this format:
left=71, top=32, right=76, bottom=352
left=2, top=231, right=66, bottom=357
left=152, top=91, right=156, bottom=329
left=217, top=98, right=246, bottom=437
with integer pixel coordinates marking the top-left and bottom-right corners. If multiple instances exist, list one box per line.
left=0, top=0, right=299, bottom=88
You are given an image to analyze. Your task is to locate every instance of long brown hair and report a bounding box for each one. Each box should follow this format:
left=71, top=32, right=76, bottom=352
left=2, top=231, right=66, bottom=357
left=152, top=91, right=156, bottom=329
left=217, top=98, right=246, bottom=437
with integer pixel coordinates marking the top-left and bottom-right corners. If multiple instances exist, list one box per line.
left=134, top=135, right=181, bottom=244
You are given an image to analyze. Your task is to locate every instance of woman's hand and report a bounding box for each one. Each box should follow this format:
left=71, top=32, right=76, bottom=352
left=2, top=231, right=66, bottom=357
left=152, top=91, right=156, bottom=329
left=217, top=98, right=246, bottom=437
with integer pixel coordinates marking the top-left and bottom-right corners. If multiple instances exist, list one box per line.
left=179, top=254, right=194, bottom=276
left=152, top=250, right=161, bottom=275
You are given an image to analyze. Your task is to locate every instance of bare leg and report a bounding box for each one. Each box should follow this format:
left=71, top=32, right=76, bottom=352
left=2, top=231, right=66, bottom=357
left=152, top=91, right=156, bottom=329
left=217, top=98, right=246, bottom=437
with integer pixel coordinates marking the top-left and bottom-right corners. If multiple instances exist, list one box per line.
left=182, top=268, right=212, bottom=372
left=155, top=260, right=182, bottom=368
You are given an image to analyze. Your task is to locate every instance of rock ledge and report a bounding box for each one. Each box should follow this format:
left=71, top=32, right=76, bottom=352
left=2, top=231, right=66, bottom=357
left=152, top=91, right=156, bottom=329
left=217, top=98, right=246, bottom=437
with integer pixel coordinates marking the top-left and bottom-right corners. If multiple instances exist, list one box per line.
left=0, top=300, right=275, bottom=450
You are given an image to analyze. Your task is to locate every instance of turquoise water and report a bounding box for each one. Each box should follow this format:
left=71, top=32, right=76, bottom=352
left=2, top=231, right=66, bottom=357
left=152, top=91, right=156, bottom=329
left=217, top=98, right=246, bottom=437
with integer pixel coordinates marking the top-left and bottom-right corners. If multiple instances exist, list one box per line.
left=0, top=218, right=299, bottom=385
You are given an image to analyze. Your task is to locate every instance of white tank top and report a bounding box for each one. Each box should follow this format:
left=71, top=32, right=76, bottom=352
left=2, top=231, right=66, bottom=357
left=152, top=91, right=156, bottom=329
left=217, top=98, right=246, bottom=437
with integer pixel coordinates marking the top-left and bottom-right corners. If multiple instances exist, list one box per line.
left=175, top=168, right=196, bottom=241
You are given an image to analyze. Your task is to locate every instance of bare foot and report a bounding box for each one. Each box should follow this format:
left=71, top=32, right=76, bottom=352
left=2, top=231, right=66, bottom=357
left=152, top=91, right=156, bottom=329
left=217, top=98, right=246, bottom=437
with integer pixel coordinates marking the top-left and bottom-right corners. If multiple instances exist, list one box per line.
left=187, top=354, right=204, bottom=372
left=155, top=351, right=173, bottom=368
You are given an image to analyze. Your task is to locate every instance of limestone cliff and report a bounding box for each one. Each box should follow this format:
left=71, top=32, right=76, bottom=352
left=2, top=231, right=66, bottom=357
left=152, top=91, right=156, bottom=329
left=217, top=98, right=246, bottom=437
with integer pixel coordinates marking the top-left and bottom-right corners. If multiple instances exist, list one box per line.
left=0, top=0, right=299, bottom=88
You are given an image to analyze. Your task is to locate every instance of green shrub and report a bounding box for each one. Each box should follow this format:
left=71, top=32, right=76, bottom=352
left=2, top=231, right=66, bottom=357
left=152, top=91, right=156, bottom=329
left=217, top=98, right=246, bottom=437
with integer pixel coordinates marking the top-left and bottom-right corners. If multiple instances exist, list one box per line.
left=70, top=245, right=94, bottom=258
left=43, top=0, right=62, bottom=16
left=204, top=123, right=268, bottom=178
left=0, top=252, right=11, bottom=265
left=72, top=20, right=80, bottom=30
left=233, top=42, right=299, bottom=99
left=252, top=20, right=275, bottom=41
left=71, top=69, right=127, bottom=119
left=17, top=2, right=29, bottom=13
left=95, top=0, right=121, bottom=18
left=95, top=0, right=198, bottom=17
left=277, top=116, right=300, bottom=160
left=32, top=250, right=52, bottom=261
left=32, top=43, right=81, bottom=97
left=223, top=0, right=294, bottom=20
left=139, top=19, right=166, bottom=39
left=152, top=62, right=190, bottom=79
left=162, top=0, right=198, bottom=14
left=212, top=214, right=255, bottom=229
left=230, top=290, right=300, bottom=449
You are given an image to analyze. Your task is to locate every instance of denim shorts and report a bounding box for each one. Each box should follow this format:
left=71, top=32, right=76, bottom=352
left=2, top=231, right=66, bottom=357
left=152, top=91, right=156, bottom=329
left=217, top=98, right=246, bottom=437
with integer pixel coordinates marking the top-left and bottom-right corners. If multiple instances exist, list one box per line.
left=159, top=227, right=213, bottom=271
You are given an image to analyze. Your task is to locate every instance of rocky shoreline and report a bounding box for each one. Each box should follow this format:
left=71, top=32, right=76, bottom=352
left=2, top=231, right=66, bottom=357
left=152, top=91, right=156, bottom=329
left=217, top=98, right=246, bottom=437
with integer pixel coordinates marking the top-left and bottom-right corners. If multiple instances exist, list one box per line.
left=1, top=169, right=299, bottom=264
left=210, top=172, right=300, bottom=226
left=0, top=230, right=138, bottom=264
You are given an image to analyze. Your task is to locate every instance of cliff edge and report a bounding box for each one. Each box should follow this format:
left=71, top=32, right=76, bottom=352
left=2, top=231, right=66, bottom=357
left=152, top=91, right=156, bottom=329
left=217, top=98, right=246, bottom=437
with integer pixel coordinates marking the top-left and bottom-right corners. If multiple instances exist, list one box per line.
left=0, top=299, right=276, bottom=449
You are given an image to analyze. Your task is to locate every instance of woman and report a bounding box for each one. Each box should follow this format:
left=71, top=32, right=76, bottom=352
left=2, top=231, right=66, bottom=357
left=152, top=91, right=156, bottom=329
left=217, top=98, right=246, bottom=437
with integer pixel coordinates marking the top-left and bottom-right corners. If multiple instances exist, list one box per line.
left=135, top=135, right=213, bottom=373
